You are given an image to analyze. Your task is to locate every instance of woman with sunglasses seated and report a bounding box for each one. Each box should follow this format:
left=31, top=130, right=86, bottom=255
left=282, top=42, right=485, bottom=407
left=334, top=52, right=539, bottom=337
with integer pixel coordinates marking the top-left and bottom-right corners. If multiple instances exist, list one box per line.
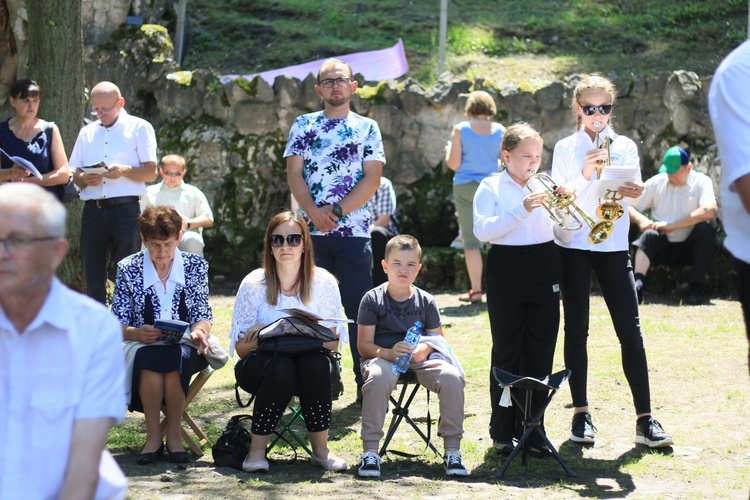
left=551, top=75, right=673, bottom=449
left=230, top=210, right=347, bottom=473
left=112, top=205, right=215, bottom=465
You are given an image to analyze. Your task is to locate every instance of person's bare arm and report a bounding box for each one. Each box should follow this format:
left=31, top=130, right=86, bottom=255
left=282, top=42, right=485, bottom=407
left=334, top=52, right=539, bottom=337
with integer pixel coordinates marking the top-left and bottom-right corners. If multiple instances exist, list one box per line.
left=59, top=417, right=114, bottom=500
left=372, top=214, right=391, bottom=228
left=286, top=155, right=338, bottom=232
left=104, top=161, right=158, bottom=183
left=26, top=124, right=70, bottom=187
left=358, top=324, right=410, bottom=361
left=628, top=205, right=656, bottom=232
left=735, top=173, right=750, bottom=214
left=410, top=325, right=443, bottom=363
left=445, top=126, right=462, bottom=171
left=183, top=215, right=214, bottom=231
left=658, top=202, right=717, bottom=234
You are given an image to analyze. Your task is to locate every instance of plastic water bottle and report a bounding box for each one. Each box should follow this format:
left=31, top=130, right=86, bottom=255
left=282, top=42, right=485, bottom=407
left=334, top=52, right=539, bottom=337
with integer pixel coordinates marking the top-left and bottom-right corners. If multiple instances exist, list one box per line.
left=392, top=321, right=423, bottom=374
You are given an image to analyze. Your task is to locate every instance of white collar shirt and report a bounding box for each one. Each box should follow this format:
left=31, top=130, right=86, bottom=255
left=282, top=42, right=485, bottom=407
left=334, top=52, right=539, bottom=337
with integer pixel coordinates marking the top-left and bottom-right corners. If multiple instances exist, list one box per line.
left=709, top=39, right=750, bottom=264
left=551, top=126, right=642, bottom=251
left=143, top=247, right=186, bottom=318
left=473, top=170, right=556, bottom=246
left=141, top=181, right=215, bottom=235
left=0, top=278, right=126, bottom=499
left=632, top=170, right=716, bottom=243
left=69, top=109, right=158, bottom=200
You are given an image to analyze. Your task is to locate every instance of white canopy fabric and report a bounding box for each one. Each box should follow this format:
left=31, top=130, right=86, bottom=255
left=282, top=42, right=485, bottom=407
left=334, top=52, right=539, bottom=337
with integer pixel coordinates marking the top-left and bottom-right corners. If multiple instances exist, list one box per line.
left=219, top=38, right=409, bottom=85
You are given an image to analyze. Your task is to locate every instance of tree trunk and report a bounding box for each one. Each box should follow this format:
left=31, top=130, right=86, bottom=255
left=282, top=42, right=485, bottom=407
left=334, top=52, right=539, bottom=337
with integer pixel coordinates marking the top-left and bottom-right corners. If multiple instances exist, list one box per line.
left=26, top=0, right=86, bottom=292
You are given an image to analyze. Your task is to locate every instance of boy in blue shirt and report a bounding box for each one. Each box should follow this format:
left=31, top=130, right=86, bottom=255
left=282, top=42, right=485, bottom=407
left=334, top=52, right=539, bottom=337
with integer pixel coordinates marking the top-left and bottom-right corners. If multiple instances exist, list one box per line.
left=356, top=235, right=467, bottom=477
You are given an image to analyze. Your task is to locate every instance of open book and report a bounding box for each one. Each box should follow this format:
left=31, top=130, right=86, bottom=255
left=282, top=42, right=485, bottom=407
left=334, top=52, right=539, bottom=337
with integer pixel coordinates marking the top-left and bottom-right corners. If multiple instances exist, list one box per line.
left=154, top=319, right=189, bottom=342
left=81, top=161, right=110, bottom=175
left=281, top=308, right=352, bottom=323
left=0, top=148, right=43, bottom=180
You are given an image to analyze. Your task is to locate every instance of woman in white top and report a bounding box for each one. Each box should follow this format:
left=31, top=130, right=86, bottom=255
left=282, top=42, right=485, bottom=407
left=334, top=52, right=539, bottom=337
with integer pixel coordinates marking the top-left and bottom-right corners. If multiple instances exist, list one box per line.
left=551, top=75, right=672, bottom=449
left=230, top=211, right=346, bottom=473
left=474, top=122, right=569, bottom=457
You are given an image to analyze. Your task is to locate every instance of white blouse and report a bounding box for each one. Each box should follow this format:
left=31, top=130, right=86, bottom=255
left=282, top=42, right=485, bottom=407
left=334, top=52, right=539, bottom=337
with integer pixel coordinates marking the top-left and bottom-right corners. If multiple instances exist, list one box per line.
left=229, top=267, right=347, bottom=355
left=551, top=126, right=642, bottom=252
left=473, top=170, right=560, bottom=246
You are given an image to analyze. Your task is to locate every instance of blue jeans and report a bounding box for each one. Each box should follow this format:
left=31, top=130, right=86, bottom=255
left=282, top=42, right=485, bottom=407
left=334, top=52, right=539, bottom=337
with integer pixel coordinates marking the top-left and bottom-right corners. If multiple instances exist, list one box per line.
left=81, top=201, right=141, bottom=303
left=312, top=235, right=372, bottom=386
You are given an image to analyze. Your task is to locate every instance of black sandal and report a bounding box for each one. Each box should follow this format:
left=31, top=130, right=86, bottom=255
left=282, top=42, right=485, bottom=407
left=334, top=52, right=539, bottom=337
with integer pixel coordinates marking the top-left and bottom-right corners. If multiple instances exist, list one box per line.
left=137, top=442, right=164, bottom=465
left=167, top=448, right=190, bottom=464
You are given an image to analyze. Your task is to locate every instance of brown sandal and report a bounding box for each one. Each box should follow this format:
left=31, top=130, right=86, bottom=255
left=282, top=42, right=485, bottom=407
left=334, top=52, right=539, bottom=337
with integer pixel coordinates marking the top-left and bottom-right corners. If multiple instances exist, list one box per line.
left=458, top=289, right=483, bottom=303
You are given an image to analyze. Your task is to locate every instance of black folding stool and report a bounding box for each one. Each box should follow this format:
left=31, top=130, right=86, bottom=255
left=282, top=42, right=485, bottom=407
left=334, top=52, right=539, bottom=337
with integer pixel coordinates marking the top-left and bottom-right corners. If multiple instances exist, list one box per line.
left=378, top=370, right=441, bottom=457
left=491, top=367, right=576, bottom=478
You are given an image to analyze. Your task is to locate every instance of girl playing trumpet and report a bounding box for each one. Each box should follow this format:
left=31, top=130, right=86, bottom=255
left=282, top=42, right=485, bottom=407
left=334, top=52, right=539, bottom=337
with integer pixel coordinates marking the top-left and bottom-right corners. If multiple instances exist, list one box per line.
left=551, top=75, right=673, bottom=449
left=474, top=122, right=571, bottom=456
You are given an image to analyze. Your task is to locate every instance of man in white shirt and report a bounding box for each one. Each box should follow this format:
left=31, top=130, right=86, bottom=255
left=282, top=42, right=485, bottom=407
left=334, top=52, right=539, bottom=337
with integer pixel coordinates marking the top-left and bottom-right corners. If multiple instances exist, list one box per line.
left=0, top=183, right=126, bottom=500
left=709, top=39, right=750, bottom=372
left=70, top=81, right=158, bottom=303
left=141, top=154, right=214, bottom=256
left=629, top=146, right=717, bottom=305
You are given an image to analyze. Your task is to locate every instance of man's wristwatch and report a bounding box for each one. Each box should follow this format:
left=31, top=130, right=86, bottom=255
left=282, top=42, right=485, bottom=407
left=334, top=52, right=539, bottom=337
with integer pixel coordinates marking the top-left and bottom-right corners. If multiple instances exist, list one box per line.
left=187, top=221, right=192, bottom=229
left=332, top=203, right=343, bottom=217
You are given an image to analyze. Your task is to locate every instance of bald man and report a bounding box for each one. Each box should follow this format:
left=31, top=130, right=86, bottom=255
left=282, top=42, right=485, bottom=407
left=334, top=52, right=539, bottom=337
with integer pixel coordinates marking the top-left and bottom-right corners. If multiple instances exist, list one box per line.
left=70, top=81, right=158, bottom=303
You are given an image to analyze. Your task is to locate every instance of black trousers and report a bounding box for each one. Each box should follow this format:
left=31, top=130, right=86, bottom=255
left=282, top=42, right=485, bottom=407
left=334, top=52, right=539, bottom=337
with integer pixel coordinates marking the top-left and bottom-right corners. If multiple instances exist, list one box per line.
left=486, top=241, right=561, bottom=442
left=558, top=247, right=651, bottom=415
left=236, top=350, right=333, bottom=435
left=731, top=257, right=750, bottom=374
left=633, top=222, right=716, bottom=285
left=81, top=201, right=141, bottom=303
left=370, top=226, right=396, bottom=287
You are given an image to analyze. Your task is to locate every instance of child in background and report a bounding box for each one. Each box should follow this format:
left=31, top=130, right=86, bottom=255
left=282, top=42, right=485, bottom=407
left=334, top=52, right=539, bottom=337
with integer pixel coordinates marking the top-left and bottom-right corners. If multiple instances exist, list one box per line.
left=474, top=122, right=570, bottom=457
left=356, top=235, right=467, bottom=478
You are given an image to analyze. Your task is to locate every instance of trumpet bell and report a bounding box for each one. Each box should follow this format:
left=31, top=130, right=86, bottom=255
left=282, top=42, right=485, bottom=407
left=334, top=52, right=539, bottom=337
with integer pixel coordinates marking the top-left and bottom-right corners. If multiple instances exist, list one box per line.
left=588, top=220, right=614, bottom=244
left=596, top=200, right=624, bottom=221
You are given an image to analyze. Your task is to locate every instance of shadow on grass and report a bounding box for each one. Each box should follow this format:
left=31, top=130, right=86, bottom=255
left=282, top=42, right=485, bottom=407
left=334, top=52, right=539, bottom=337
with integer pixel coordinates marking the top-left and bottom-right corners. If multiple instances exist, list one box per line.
left=467, top=440, right=674, bottom=498
left=440, top=302, right=487, bottom=319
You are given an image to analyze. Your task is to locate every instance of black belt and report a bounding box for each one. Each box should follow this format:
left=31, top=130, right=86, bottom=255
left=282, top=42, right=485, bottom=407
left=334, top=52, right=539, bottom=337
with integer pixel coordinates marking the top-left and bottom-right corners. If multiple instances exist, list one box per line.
left=85, top=196, right=140, bottom=208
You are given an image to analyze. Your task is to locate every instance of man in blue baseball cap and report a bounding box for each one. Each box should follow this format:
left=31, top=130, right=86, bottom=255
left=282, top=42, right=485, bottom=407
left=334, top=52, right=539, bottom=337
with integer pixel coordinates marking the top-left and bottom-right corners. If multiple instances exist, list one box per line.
left=628, top=146, right=717, bottom=305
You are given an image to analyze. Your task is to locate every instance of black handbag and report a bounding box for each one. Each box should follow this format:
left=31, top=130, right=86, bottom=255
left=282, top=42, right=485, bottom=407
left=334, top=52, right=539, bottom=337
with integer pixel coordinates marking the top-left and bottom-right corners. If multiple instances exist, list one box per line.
left=327, top=350, right=344, bottom=401
left=212, top=415, right=252, bottom=470
left=258, top=315, right=337, bottom=355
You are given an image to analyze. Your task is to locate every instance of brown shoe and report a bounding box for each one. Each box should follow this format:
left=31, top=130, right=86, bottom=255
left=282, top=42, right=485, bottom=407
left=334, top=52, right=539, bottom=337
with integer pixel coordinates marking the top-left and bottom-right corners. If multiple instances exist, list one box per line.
left=458, top=289, right=482, bottom=303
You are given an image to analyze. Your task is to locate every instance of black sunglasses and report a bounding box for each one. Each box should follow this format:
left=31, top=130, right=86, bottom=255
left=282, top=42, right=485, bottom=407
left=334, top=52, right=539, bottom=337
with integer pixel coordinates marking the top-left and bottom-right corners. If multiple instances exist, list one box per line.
left=269, top=233, right=302, bottom=248
left=580, top=104, right=613, bottom=116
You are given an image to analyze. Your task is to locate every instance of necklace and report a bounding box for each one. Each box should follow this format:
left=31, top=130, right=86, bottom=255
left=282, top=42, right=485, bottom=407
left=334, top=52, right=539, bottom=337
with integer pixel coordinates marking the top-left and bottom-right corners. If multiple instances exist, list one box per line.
left=279, top=279, right=299, bottom=295
left=157, top=267, right=171, bottom=283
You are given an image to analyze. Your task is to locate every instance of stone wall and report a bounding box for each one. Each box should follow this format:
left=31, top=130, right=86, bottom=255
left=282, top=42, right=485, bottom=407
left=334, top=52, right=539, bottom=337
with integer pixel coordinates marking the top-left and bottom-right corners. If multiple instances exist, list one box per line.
left=0, top=23, right=728, bottom=289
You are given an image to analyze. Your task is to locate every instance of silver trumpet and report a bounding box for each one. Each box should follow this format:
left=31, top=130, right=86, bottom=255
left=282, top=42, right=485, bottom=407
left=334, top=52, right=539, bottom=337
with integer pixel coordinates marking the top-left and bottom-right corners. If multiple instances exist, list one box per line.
left=526, top=173, right=613, bottom=244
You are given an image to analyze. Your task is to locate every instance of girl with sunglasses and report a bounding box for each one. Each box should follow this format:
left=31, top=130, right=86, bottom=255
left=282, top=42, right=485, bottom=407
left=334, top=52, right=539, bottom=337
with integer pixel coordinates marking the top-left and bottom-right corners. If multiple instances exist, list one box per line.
left=229, top=210, right=347, bottom=473
left=551, top=75, right=673, bottom=449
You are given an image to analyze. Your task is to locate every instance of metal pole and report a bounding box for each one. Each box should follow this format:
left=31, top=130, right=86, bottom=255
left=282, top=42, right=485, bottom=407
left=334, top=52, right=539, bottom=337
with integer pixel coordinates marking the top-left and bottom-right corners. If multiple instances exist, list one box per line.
left=438, top=0, right=447, bottom=75
left=174, top=0, right=188, bottom=65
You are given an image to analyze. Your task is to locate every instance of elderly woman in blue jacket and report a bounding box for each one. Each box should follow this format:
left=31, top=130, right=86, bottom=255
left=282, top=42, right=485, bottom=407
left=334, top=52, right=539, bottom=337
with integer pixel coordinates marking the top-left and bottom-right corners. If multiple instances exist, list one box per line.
left=112, top=205, right=213, bottom=465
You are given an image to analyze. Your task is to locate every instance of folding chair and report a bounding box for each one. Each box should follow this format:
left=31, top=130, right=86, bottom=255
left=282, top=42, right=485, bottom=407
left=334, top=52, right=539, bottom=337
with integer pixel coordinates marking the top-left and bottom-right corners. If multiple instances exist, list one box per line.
left=160, top=366, right=214, bottom=457
left=491, top=367, right=575, bottom=478
left=379, top=370, right=441, bottom=457
left=267, top=397, right=313, bottom=457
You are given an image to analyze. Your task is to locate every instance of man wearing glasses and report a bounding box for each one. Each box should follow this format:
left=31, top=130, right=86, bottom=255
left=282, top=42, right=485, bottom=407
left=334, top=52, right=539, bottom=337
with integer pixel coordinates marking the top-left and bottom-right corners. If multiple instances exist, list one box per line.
left=0, top=183, right=126, bottom=499
left=70, top=81, right=158, bottom=303
left=141, top=154, right=214, bottom=256
left=285, top=59, right=385, bottom=401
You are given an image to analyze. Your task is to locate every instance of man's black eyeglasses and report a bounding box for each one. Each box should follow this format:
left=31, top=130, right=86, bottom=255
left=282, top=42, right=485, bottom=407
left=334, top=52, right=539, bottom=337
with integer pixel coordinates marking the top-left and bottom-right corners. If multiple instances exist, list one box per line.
left=580, top=104, right=613, bottom=116
left=319, top=77, right=353, bottom=88
left=269, top=234, right=303, bottom=248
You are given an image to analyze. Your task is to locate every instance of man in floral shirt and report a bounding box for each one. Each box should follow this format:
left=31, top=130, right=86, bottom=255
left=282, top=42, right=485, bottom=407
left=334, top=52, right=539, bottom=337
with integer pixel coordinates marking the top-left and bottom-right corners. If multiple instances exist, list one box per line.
left=285, top=59, right=385, bottom=399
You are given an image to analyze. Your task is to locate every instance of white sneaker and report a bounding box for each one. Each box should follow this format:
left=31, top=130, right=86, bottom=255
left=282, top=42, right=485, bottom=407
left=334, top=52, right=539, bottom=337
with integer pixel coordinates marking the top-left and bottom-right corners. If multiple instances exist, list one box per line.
left=443, top=450, right=468, bottom=476
left=358, top=451, right=381, bottom=478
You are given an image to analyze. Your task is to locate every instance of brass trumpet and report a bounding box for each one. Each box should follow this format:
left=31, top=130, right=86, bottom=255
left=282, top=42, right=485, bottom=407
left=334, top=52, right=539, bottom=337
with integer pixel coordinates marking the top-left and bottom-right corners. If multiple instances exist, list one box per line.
left=526, top=173, right=613, bottom=244
left=594, top=121, right=624, bottom=221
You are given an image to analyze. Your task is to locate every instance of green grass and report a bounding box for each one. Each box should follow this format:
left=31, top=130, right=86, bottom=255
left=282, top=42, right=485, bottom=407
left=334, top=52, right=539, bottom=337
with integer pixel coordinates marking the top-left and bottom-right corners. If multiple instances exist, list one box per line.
left=112, top=292, right=750, bottom=498
left=182, top=0, right=748, bottom=86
